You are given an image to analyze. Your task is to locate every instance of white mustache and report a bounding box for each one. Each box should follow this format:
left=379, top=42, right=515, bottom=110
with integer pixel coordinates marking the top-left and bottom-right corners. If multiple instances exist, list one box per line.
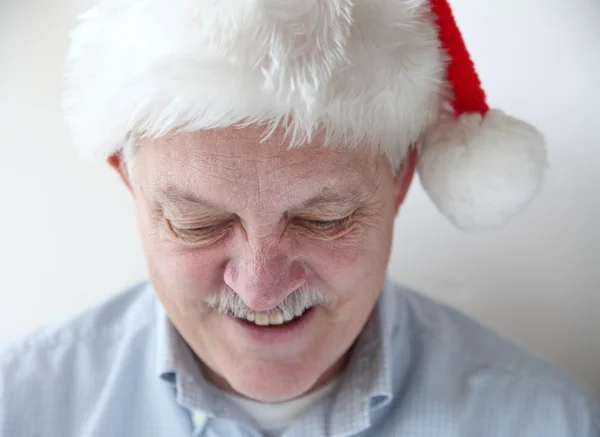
left=204, top=284, right=334, bottom=320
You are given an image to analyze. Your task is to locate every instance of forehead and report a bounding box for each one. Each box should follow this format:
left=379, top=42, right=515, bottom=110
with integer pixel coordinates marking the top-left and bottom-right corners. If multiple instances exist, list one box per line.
left=137, top=127, right=388, bottom=205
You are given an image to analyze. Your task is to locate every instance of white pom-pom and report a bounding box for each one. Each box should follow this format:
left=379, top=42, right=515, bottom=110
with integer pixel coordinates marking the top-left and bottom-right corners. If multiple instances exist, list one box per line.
left=417, top=109, right=547, bottom=231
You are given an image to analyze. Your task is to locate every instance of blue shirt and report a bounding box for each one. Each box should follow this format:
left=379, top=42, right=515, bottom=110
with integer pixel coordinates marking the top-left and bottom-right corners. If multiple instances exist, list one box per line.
left=1, top=279, right=598, bottom=436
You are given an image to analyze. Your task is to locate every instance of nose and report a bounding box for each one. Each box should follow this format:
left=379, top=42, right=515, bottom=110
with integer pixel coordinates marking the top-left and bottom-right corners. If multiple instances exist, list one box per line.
left=224, top=248, right=306, bottom=312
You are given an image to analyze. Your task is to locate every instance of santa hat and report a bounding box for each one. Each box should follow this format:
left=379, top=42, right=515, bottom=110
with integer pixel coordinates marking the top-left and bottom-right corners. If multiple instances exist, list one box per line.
left=63, top=0, right=547, bottom=231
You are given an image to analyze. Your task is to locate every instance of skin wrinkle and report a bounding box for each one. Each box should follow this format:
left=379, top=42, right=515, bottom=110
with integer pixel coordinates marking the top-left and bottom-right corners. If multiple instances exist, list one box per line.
left=112, top=126, right=416, bottom=403
left=255, top=158, right=262, bottom=208
left=163, top=139, right=248, bottom=187
left=156, top=185, right=366, bottom=220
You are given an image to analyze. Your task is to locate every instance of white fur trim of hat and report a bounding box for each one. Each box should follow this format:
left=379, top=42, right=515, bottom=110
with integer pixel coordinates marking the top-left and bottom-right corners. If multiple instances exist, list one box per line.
left=63, top=0, right=547, bottom=231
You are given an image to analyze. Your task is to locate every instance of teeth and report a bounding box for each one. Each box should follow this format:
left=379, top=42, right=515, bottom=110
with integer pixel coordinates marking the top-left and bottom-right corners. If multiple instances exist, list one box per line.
left=254, top=313, right=269, bottom=326
left=269, top=313, right=284, bottom=325
left=238, top=307, right=311, bottom=326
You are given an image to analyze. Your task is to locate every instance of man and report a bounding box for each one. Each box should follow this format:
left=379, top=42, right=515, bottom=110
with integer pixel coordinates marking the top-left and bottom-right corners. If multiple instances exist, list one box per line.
left=1, top=0, right=598, bottom=436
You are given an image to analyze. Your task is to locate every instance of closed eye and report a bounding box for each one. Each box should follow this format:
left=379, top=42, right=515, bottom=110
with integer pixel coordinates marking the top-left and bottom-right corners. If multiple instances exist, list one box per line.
left=166, top=219, right=231, bottom=241
left=302, top=216, right=351, bottom=231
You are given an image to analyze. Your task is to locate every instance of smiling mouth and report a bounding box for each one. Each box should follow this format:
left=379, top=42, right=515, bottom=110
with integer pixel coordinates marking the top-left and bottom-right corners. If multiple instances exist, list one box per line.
left=228, top=306, right=314, bottom=327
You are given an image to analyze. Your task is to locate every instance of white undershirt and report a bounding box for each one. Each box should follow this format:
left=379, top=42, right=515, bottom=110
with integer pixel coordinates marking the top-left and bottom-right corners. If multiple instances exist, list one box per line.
left=223, top=378, right=340, bottom=437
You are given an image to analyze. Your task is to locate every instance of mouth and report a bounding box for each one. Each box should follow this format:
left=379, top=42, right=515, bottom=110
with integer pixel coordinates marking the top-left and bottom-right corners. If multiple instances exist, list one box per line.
left=224, top=306, right=319, bottom=346
left=228, top=306, right=315, bottom=327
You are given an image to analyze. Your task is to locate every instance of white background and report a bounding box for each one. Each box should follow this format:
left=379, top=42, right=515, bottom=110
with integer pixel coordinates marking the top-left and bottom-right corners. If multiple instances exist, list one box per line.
left=1, top=0, right=599, bottom=394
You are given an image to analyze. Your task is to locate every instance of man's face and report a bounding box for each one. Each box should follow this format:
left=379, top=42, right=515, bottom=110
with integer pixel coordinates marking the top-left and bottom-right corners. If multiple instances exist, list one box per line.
left=123, top=126, right=414, bottom=402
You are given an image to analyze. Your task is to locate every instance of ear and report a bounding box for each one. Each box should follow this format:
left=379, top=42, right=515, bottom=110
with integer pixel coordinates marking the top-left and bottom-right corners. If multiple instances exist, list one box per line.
left=107, top=153, right=134, bottom=194
left=393, top=146, right=418, bottom=214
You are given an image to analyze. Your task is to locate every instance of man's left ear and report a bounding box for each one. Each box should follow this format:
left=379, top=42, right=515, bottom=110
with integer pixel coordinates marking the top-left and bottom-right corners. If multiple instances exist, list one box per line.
left=108, top=153, right=134, bottom=194
left=393, top=147, right=418, bottom=213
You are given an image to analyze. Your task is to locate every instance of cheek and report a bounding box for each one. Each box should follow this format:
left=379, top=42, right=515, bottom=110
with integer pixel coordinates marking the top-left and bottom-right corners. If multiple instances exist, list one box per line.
left=146, top=248, right=227, bottom=324
left=138, top=220, right=226, bottom=306
left=153, top=248, right=225, bottom=291
left=135, top=201, right=220, bottom=283
left=302, top=217, right=394, bottom=299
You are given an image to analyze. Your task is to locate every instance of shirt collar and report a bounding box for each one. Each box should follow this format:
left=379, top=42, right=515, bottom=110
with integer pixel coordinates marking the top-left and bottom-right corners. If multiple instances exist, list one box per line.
left=325, top=279, right=400, bottom=436
left=154, top=278, right=408, bottom=435
left=155, top=300, right=176, bottom=383
left=155, top=299, right=232, bottom=420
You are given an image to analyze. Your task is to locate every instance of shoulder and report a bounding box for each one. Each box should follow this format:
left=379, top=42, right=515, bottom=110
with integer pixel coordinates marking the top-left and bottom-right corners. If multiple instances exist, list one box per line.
left=0, top=281, right=158, bottom=435
left=381, top=279, right=600, bottom=436
left=1, top=281, right=156, bottom=364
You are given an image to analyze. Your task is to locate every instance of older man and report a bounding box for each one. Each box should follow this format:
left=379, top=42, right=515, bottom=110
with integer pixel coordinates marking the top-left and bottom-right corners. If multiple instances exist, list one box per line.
left=1, top=0, right=598, bottom=436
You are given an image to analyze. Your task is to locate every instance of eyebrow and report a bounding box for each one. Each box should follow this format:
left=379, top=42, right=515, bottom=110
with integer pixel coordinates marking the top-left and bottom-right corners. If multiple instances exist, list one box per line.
left=153, top=185, right=365, bottom=212
left=152, top=185, right=221, bottom=210
left=297, top=190, right=364, bottom=211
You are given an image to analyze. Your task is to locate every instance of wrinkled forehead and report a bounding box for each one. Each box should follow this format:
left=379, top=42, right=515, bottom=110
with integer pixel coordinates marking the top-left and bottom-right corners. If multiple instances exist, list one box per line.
left=136, top=126, right=388, bottom=194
